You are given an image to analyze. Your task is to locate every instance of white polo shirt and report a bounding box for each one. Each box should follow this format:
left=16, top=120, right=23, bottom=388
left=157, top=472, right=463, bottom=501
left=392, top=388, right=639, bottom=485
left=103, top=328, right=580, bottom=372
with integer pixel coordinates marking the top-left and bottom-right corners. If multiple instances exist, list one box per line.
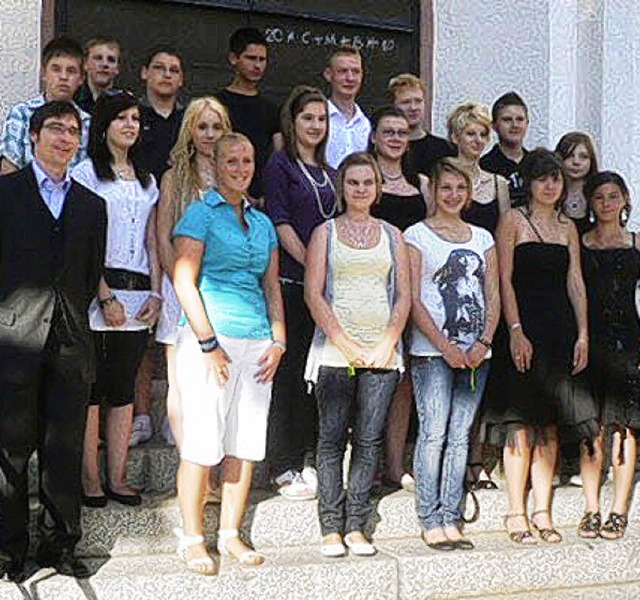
left=325, top=99, right=371, bottom=169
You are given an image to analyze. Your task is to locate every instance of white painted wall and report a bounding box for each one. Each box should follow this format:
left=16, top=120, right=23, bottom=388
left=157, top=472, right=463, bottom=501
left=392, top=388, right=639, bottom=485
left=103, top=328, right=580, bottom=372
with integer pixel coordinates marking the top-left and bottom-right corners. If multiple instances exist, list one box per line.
left=432, top=0, right=640, bottom=218
left=0, top=0, right=41, bottom=122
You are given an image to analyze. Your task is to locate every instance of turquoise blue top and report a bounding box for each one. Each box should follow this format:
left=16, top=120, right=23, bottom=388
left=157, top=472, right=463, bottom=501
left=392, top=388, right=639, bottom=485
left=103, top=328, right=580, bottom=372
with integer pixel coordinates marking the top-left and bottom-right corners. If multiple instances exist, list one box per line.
left=173, top=189, right=278, bottom=339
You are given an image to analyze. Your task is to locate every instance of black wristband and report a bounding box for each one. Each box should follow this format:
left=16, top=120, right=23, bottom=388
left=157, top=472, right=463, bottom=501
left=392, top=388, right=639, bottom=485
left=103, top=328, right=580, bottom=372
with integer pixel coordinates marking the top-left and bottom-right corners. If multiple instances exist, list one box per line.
left=198, top=336, right=220, bottom=353
left=477, top=337, right=492, bottom=349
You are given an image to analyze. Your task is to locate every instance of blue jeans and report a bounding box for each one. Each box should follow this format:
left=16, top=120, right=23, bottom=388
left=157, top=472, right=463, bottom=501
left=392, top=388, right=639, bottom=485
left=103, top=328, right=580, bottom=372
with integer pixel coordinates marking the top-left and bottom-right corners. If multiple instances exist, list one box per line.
left=315, top=366, right=399, bottom=535
left=412, top=357, right=489, bottom=531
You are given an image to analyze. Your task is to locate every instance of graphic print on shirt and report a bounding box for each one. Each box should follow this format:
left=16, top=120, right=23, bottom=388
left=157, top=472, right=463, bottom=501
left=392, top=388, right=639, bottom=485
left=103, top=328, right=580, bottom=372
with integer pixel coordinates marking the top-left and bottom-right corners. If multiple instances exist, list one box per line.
left=433, top=248, right=485, bottom=346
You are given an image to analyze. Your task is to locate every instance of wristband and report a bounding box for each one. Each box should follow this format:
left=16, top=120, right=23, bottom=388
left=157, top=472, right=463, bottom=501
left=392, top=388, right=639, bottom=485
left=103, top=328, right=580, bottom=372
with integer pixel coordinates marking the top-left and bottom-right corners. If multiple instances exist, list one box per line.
left=150, top=291, right=163, bottom=302
left=510, top=322, right=522, bottom=331
left=98, top=293, right=116, bottom=308
left=477, top=337, right=492, bottom=349
left=272, top=340, right=287, bottom=353
left=198, top=336, right=220, bottom=353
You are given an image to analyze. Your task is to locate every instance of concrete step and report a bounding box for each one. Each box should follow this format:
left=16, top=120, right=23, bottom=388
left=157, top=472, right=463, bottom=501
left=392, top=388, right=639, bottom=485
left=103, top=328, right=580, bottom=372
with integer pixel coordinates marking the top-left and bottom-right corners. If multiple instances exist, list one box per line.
left=378, top=526, right=640, bottom=599
left=8, top=529, right=640, bottom=600
left=0, top=545, right=398, bottom=600
left=482, top=580, right=640, bottom=599
left=23, top=482, right=640, bottom=558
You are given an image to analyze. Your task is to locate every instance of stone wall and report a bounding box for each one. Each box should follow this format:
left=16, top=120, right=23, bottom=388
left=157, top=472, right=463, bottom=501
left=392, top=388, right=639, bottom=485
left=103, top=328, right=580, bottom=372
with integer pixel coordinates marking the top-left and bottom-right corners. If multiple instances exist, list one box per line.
left=0, top=0, right=41, bottom=122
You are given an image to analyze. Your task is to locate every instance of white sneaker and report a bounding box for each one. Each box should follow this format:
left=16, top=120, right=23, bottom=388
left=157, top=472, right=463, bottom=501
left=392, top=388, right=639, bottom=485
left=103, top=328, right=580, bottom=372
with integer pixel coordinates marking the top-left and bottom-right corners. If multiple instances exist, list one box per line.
left=129, top=414, right=153, bottom=447
left=161, top=417, right=176, bottom=447
left=552, top=475, right=561, bottom=488
left=274, top=469, right=316, bottom=501
left=569, top=474, right=584, bottom=487
left=301, top=466, right=318, bottom=493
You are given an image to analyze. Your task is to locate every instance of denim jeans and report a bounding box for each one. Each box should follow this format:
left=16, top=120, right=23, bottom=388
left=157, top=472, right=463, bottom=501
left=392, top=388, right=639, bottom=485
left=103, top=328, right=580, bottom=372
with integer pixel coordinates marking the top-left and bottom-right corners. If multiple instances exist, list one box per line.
left=412, top=357, right=489, bottom=531
left=267, top=282, right=317, bottom=477
left=315, top=366, right=399, bottom=535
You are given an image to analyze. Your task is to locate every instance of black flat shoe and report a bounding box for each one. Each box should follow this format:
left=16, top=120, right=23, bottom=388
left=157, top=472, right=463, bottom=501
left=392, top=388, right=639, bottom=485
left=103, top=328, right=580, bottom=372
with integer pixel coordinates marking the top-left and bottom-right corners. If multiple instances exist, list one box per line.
left=82, top=494, right=108, bottom=508
left=420, top=532, right=457, bottom=551
left=0, top=560, right=25, bottom=583
left=36, top=549, right=91, bottom=578
left=455, top=538, right=475, bottom=550
left=105, top=488, right=142, bottom=506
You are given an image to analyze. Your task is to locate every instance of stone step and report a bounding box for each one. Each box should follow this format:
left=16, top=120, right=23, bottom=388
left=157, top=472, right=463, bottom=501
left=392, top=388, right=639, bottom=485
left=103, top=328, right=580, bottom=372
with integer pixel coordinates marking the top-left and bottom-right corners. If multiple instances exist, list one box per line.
left=0, top=546, right=398, bottom=600
left=482, top=580, right=640, bottom=599
left=7, top=529, right=640, bottom=600
left=25, top=482, right=640, bottom=558
left=377, top=526, right=640, bottom=599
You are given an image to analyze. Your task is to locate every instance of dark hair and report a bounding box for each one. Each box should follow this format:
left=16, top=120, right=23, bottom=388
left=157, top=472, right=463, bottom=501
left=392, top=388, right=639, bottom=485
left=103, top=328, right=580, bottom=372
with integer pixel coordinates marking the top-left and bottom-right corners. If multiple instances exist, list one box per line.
left=281, top=85, right=329, bottom=167
left=554, top=131, right=599, bottom=181
left=88, top=91, right=151, bottom=187
left=584, top=170, right=631, bottom=210
left=335, top=152, right=382, bottom=212
left=84, top=36, right=121, bottom=57
left=29, top=101, right=81, bottom=135
left=518, top=147, right=567, bottom=211
left=42, top=36, right=83, bottom=68
left=229, top=27, right=267, bottom=55
left=143, top=45, right=184, bottom=71
left=491, top=91, right=528, bottom=122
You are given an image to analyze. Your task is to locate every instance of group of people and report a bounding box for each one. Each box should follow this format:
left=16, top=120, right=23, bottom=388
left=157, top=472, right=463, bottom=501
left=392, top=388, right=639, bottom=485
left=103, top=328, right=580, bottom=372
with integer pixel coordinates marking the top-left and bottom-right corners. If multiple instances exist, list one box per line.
left=0, top=24, right=637, bottom=584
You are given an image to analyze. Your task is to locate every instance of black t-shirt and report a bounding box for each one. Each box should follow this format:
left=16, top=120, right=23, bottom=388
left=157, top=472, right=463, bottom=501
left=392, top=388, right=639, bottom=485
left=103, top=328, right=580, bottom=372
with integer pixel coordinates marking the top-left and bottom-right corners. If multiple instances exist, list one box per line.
left=139, top=101, right=185, bottom=183
left=217, top=89, right=280, bottom=199
left=480, top=144, right=528, bottom=207
left=406, top=133, right=456, bottom=180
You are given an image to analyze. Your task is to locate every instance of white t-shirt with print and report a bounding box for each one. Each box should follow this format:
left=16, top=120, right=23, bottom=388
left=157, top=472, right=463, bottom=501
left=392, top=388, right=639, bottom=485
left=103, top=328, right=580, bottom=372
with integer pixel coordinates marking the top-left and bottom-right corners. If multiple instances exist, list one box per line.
left=404, top=221, right=495, bottom=356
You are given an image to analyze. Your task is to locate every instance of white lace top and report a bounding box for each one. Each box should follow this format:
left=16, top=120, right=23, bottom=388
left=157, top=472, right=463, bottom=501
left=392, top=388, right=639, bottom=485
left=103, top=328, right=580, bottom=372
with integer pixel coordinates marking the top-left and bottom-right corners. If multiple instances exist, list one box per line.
left=71, top=159, right=159, bottom=331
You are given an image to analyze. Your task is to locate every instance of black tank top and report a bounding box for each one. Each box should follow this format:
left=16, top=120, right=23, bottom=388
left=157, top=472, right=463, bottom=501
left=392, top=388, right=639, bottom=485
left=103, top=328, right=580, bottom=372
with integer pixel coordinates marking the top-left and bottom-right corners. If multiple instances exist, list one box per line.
left=371, top=191, right=426, bottom=232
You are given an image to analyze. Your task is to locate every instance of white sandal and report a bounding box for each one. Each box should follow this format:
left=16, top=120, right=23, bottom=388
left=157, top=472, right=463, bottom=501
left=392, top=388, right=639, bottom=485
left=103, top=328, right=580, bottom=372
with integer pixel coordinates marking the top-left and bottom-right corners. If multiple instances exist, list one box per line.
left=217, top=529, right=264, bottom=566
left=174, top=528, right=217, bottom=575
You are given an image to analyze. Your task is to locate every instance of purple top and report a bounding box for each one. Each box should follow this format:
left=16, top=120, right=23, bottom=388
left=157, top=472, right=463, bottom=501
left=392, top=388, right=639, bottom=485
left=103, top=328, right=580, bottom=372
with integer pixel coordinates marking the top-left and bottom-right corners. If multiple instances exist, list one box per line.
left=264, top=150, right=337, bottom=282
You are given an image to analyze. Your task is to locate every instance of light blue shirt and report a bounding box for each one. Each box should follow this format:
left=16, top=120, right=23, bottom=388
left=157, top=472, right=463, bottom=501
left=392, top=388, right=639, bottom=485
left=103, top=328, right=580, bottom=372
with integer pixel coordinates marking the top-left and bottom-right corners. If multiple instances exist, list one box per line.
left=32, top=159, right=72, bottom=219
left=173, top=189, right=278, bottom=339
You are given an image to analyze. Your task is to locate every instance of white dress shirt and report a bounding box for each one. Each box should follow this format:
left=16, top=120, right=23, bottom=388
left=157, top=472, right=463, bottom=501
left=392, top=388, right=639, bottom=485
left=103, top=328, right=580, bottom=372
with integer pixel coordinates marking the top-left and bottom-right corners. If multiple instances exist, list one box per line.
left=325, top=100, right=372, bottom=169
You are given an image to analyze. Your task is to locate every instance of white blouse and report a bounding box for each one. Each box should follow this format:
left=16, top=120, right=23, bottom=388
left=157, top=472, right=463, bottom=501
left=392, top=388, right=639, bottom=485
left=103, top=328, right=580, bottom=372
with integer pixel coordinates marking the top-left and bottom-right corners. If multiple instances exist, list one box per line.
left=71, top=159, right=159, bottom=331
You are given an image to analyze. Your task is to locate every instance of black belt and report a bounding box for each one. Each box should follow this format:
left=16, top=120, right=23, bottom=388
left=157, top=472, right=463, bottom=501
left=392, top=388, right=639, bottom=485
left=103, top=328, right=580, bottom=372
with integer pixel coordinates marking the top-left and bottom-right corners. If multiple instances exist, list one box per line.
left=104, top=268, right=150, bottom=291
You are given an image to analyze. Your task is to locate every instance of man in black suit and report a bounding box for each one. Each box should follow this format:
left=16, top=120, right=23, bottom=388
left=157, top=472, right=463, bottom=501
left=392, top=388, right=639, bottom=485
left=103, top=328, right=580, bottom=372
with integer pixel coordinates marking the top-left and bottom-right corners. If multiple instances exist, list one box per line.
left=0, top=101, right=106, bottom=581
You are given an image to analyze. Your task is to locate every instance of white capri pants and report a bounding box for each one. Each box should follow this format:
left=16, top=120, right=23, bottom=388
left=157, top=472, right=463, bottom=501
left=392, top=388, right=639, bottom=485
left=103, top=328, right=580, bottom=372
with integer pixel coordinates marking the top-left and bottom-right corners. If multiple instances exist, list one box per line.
left=175, top=325, right=273, bottom=466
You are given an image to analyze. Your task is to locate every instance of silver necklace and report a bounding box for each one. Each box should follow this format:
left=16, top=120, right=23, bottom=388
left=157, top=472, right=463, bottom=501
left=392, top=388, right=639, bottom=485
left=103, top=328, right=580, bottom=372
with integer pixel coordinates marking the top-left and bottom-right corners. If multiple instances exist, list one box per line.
left=296, top=158, right=336, bottom=219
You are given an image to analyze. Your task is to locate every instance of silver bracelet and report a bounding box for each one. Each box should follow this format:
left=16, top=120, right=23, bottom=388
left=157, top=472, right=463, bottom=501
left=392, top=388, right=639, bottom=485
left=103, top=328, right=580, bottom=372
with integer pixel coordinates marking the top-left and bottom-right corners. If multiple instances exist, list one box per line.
left=272, top=340, right=287, bottom=352
left=150, top=291, right=163, bottom=302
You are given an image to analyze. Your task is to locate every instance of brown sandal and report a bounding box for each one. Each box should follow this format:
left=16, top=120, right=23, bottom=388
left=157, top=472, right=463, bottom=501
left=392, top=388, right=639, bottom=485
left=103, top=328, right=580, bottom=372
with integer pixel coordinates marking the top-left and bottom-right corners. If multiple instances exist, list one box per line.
left=600, top=512, right=628, bottom=540
left=503, top=513, right=537, bottom=545
left=531, top=509, right=562, bottom=544
left=577, top=511, right=601, bottom=539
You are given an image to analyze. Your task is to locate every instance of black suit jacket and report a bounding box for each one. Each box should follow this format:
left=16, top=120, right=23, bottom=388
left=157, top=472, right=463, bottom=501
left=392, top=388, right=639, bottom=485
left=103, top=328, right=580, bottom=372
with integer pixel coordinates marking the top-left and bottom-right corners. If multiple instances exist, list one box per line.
left=0, top=166, right=106, bottom=384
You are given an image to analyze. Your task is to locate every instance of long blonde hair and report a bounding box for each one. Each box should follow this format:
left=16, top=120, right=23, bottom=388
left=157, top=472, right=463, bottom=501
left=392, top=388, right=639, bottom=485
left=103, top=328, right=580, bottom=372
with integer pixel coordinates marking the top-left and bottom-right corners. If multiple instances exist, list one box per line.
left=168, top=96, right=232, bottom=225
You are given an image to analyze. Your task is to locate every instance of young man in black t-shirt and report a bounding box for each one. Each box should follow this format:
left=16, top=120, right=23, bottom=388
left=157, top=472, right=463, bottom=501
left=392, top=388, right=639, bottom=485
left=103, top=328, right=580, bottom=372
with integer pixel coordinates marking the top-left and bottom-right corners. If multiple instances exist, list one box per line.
left=217, top=28, right=281, bottom=200
left=479, top=91, right=529, bottom=207
left=388, top=73, right=456, bottom=178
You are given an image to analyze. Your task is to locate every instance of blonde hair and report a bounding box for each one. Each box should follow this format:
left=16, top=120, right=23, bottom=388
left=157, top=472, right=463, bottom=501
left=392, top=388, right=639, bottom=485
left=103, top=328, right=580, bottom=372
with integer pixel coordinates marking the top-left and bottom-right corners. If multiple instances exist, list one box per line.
left=446, top=102, right=492, bottom=141
left=430, top=157, right=473, bottom=210
left=168, top=96, right=232, bottom=225
left=387, top=73, right=426, bottom=98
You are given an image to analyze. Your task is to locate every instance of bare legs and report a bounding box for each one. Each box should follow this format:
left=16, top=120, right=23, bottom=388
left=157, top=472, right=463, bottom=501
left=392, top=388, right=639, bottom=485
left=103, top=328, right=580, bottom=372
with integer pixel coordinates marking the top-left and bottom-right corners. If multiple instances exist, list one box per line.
left=503, top=426, right=560, bottom=541
left=177, top=456, right=257, bottom=565
left=81, top=403, right=137, bottom=496
left=579, top=434, right=603, bottom=514
left=610, top=429, right=636, bottom=514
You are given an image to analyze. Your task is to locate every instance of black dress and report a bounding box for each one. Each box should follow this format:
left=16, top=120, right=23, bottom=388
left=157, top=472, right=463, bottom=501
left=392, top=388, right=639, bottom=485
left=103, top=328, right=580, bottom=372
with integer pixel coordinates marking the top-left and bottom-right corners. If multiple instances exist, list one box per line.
left=371, top=191, right=426, bottom=232
left=483, top=242, right=599, bottom=446
left=582, top=240, right=640, bottom=436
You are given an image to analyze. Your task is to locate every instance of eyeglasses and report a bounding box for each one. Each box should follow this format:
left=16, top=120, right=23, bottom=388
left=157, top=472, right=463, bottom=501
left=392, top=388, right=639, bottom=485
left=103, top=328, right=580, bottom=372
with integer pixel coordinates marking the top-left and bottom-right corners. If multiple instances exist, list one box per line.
left=379, top=128, right=410, bottom=139
left=42, top=123, right=81, bottom=137
left=149, top=63, right=182, bottom=76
